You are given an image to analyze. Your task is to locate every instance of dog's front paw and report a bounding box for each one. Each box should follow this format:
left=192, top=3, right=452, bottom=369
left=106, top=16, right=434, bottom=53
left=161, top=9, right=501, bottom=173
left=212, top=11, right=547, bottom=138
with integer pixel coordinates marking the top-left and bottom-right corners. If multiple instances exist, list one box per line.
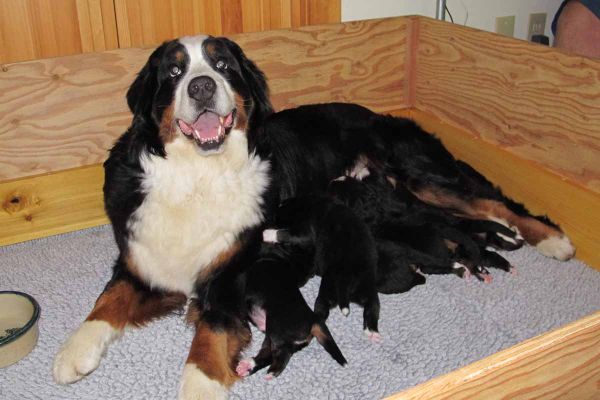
left=53, top=320, right=120, bottom=384
left=179, top=364, right=229, bottom=400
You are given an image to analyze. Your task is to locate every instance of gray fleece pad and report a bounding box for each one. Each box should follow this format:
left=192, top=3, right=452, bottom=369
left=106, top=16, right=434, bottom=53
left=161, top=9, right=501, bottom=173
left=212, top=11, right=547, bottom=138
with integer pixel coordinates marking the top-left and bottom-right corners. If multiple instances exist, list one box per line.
left=1, top=225, right=599, bottom=400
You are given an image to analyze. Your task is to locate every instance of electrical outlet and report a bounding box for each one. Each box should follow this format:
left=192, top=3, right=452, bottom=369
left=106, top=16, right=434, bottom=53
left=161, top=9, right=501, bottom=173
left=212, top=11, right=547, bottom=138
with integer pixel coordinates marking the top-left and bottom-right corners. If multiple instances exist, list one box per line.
left=528, top=13, right=547, bottom=40
left=495, top=15, right=515, bottom=37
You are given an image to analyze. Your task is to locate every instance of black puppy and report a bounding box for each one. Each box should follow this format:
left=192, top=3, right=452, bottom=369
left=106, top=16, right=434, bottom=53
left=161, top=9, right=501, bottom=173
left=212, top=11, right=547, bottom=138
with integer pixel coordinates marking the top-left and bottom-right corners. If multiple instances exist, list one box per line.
left=238, top=244, right=347, bottom=379
left=264, top=195, right=383, bottom=342
left=329, top=174, right=518, bottom=281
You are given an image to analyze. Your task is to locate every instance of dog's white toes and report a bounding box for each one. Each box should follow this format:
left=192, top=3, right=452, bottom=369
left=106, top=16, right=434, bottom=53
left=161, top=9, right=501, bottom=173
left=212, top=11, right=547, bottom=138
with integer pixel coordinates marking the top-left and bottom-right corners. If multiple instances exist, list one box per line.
left=341, top=307, right=350, bottom=317
left=179, top=364, right=229, bottom=400
left=536, top=235, right=575, bottom=261
left=53, top=321, right=120, bottom=384
left=262, top=229, right=279, bottom=243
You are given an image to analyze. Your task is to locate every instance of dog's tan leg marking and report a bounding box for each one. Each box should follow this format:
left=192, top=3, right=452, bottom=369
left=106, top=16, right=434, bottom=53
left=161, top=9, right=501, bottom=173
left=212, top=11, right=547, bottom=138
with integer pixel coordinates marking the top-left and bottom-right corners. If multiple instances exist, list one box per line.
left=411, top=187, right=575, bottom=260
left=53, top=279, right=185, bottom=384
left=180, top=313, right=250, bottom=400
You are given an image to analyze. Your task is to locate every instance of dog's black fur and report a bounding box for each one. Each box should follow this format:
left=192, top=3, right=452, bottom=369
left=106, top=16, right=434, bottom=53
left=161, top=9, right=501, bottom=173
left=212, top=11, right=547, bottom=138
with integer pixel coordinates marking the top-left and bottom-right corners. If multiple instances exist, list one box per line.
left=253, top=103, right=571, bottom=266
left=240, top=244, right=347, bottom=379
left=327, top=174, right=518, bottom=280
left=267, top=195, right=382, bottom=337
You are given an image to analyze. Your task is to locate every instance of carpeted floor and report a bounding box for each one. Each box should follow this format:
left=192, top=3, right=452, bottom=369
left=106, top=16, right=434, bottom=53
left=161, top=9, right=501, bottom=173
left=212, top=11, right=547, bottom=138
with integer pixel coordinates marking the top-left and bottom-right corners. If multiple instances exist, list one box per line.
left=1, top=225, right=599, bottom=400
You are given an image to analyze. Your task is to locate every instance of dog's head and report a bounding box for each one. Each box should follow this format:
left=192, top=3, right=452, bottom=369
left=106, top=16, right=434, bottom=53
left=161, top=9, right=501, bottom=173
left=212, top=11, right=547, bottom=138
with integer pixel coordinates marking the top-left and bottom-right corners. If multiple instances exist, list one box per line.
left=126, top=35, right=272, bottom=156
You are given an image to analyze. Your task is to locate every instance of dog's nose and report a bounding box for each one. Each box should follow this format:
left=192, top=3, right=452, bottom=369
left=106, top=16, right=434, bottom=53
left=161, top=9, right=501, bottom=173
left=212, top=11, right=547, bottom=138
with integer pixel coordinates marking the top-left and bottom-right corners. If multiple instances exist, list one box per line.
left=188, top=76, right=216, bottom=101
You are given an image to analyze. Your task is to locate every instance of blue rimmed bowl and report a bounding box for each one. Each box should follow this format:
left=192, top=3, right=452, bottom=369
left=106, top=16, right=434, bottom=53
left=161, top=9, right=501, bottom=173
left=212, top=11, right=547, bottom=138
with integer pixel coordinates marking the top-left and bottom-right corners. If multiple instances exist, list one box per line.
left=0, top=291, right=40, bottom=368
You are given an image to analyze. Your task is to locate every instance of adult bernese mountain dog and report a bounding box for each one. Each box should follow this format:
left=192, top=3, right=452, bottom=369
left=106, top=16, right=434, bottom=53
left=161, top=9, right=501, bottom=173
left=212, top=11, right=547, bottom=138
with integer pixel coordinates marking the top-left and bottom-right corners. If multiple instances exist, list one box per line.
left=53, top=34, right=575, bottom=400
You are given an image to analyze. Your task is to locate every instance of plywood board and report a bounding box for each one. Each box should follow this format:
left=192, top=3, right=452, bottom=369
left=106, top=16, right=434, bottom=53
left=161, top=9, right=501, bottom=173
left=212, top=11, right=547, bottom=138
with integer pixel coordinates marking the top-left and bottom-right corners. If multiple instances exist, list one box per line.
left=0, top=165, right=106, bottom=246
left=415, top=17, right=600, bottom=194
left=406, top=109, right=600, bottom=270
left=389, top=310, right=600, bottom=400
left=0, top=17, right=407, bottom=181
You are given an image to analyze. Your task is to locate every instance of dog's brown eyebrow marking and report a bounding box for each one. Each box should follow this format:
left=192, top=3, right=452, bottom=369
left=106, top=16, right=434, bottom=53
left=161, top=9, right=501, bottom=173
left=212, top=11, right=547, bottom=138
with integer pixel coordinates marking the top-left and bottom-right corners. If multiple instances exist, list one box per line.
left=204, top=42, right=216, bottom=56
left=175, top=51, right=185, bottom=62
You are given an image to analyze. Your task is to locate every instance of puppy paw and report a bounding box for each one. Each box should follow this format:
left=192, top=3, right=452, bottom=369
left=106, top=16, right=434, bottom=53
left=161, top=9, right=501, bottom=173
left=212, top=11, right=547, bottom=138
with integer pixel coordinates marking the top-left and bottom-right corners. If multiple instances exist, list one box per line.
left=262, top=229, right=279, bottom=243
left=340, top=307, right=350, bottom=317
left=364, top=329, right=382, bottom=343
left=236, top=359, right=255, bottom=378
left=452, top=262, right=470, bottom=280
left=536, top=235, right=575, bottom=261
left=475, top=271, right=493, bottom=284
left=265, top=373, right=274, bottom=381
left=179, top=364, right=229, bottom=400
left=53, top=321, right=120, bottom=384
left=332, top=176, right=347, bottom=182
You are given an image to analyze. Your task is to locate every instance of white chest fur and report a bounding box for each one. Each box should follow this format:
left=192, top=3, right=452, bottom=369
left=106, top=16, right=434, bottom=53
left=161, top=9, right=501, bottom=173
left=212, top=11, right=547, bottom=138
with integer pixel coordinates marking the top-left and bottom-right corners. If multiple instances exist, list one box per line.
left=127, top=131, right=269, bottom=295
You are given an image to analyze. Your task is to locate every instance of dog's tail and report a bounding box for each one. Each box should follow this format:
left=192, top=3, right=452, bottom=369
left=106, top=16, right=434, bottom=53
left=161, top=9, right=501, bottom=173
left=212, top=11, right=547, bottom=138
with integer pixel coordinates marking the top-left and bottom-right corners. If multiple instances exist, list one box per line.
left=311, top=322, right=348, bottom=366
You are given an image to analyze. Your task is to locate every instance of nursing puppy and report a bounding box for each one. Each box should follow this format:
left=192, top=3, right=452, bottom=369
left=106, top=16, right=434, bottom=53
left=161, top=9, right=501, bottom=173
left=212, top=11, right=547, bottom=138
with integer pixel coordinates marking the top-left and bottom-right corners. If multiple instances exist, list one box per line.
left=329, top=174, right=517, bottom=281
left=237, top=244, right=347, bottom=379
left=264, top=195, right=383, bottom=342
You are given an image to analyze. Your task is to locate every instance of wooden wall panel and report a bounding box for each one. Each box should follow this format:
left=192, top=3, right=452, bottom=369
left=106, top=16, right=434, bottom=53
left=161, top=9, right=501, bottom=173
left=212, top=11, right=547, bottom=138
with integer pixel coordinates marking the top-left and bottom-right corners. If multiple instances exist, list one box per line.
left=113, top=0, right=341, bottom=48
left=0, top=17, right=407, bottom=180
left=407, top=109, right=600, bottom=270
left=415, top=17, right=600, bottom=194
left=0, top=0, right=118, bottom=63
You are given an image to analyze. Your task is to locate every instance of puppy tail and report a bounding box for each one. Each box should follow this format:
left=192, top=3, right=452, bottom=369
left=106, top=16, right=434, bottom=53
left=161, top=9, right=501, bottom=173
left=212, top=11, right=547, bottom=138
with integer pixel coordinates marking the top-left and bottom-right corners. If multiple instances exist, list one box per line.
left=311, top=322, right=348, bottom=366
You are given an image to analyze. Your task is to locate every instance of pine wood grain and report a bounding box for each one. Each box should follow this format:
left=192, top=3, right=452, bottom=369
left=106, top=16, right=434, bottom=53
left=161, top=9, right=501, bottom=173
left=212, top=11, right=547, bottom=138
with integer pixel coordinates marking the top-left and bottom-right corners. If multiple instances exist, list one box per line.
left=389, top=309, right=600, bottom=400
left=0, top=0, right=119, bottom=63
left=406, top=109, right=600, bottom=270
left=0, top=164, right=106, bottom=246
left=113, top=0, right=341, bottom=47
left=0, top=17, right=407, bottom=180
left=415, top=17, right=600, bottom=194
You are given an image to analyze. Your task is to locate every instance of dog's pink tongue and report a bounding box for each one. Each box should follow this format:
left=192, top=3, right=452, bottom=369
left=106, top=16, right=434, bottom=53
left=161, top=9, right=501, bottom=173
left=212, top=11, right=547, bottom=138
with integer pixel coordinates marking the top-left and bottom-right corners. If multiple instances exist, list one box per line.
left=192, top=112, right=221, bottom=139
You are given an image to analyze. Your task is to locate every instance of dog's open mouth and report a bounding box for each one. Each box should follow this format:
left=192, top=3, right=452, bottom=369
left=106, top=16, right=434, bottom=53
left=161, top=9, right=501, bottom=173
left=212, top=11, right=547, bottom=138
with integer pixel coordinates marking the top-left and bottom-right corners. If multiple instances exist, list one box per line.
left=176, top=110, right=235, bottom=151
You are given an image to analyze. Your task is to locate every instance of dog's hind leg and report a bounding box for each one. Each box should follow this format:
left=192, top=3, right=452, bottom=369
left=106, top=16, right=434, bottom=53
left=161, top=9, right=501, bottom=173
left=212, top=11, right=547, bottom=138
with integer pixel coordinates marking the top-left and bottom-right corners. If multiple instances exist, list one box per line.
left=480, top=249, right=515, bottom=274
left=314, top=276, right=334, bottom=321
left=408, top=182, right=575, bottom=261
left=362, top=291, right=381, bottom=343
left=236, top=336, right=273, bottom=377
left=265, top=345, right=294, bottom=379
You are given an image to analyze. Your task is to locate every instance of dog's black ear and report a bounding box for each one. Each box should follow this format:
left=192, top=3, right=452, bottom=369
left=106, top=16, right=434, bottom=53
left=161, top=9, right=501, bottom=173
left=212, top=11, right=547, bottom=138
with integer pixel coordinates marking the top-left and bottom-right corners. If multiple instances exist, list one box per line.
left=220, top=37, right=273, bottom=122
left=311, top=322, right=348, bottom=366
left=126, top=42, right=168, bottom=116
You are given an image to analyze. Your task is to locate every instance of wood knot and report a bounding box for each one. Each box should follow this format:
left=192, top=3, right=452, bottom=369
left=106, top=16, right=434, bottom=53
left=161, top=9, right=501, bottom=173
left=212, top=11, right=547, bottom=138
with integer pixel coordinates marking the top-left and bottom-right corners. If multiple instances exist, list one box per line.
left=52, top=73, right=61, bottom=80
left=1, top=65, right=8, bottom=72
left=2, top=191, right=41, bottom=215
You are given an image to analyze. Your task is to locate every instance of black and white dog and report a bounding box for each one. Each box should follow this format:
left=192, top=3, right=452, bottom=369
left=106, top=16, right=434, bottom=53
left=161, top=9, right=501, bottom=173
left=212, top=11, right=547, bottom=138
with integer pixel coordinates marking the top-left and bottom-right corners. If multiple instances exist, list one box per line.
left=53, top=35, right=273, bottom=400
left=53, top=35, right=575, bottom=400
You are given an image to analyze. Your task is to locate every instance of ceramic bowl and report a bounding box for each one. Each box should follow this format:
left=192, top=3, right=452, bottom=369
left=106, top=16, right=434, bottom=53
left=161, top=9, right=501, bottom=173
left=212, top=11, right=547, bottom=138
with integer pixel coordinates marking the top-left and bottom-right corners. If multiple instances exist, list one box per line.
left=0, top=291, right=40, bottom=368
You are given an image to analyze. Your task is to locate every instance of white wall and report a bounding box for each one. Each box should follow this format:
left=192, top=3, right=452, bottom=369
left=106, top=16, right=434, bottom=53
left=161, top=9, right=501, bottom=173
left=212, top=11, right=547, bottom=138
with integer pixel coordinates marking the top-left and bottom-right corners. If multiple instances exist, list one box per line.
left=342, top=0, right=565, bottom=41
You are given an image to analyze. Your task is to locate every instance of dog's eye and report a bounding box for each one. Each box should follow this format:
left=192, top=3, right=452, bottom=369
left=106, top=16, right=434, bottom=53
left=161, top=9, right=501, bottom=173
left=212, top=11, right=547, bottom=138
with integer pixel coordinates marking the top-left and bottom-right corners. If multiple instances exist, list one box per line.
left=169, top=64, right=182, bottom=77
left=216, top=60, right=228, bottom=70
